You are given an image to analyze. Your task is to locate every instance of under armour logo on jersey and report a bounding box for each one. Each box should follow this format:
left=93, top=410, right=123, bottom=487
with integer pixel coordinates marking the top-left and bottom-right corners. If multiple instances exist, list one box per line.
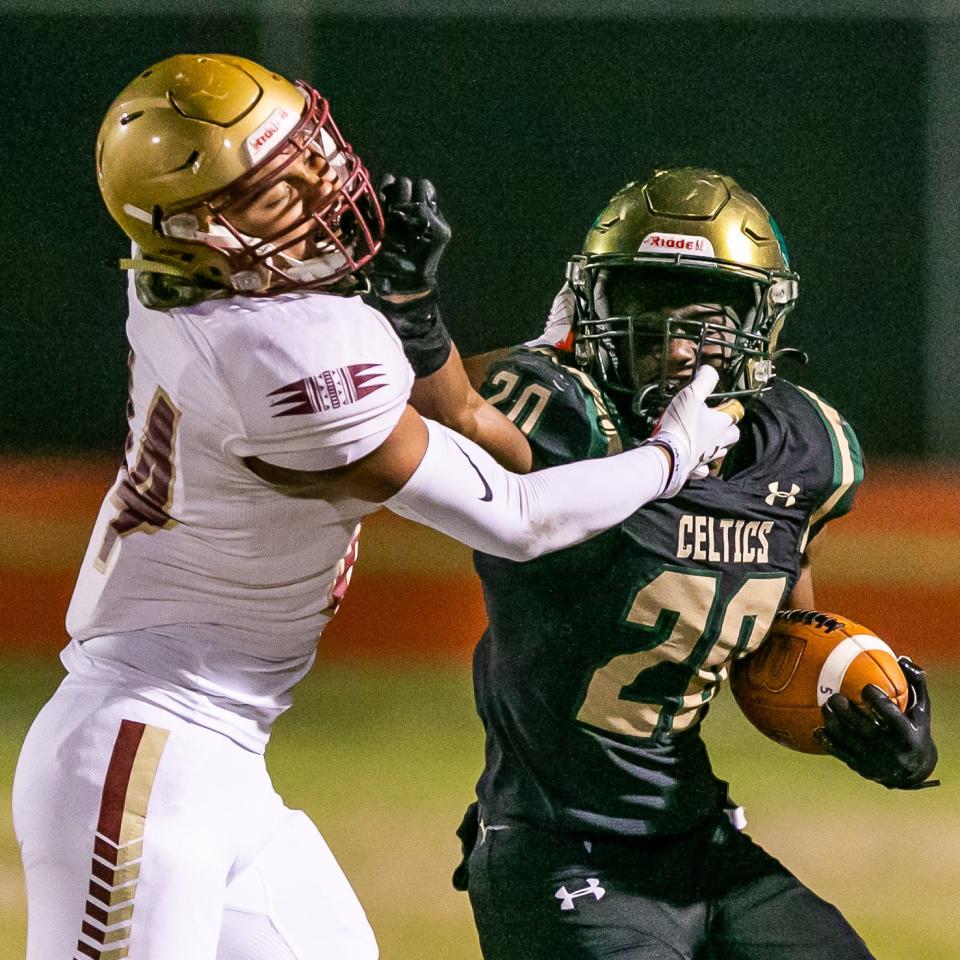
left=765, top=481, right=800, bottom=507
left=555, top=878, right=605, bottom=911
left=268, top=364, right=386, bottom=417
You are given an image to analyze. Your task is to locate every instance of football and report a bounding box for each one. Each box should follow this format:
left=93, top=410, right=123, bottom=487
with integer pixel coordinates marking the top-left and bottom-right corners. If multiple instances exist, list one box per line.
left=729, top=609, right=909, bottom=754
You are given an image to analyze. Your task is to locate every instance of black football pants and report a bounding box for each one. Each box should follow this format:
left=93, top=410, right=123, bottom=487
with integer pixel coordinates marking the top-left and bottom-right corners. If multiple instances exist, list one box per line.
left=466, top=814, right=875, bottom=960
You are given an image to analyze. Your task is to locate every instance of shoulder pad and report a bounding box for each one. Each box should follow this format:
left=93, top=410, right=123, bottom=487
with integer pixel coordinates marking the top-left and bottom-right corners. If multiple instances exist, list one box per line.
left=790, top=384, right=865, bottom=549
left=480, top=347, right=626, bottom=468
left=210, top=296, right=413, bottom=468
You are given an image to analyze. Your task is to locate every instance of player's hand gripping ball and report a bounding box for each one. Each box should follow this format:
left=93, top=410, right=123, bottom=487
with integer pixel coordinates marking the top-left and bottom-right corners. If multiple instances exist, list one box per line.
left=729, top=609, right=908, bottom=755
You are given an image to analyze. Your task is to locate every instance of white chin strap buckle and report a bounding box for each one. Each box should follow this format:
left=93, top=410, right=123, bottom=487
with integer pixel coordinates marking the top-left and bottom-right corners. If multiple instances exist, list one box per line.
left=163, top=212, right=201, bottom=239
left=230, top=270, right=263, bottom=292
left=751, top=359, right=774, bottom=384
left=166, top=216, right=247, bottom=253
left=279, top=248, right=350, bottom=283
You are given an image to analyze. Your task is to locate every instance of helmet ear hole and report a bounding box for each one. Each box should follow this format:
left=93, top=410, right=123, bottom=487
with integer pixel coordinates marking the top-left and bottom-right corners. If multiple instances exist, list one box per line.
left=156, top=248, right=195, bottom=265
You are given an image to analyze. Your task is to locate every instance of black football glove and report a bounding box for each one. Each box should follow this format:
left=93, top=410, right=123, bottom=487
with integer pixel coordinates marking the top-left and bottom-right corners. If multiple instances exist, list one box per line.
left=366, top=175, right=453, bottom=377
left=368, top=174, right=451, bottom=301
left=816, top=656, right=939, bottom=789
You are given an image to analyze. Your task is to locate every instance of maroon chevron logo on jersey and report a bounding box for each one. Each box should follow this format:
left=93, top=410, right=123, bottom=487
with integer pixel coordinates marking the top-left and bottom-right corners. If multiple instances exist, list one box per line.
left=268, top=364, right=387, bottom=417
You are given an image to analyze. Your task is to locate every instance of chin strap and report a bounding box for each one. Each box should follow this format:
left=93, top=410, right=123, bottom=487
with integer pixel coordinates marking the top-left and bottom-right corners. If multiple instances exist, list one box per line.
left=118, top=257, right=193, bottom=278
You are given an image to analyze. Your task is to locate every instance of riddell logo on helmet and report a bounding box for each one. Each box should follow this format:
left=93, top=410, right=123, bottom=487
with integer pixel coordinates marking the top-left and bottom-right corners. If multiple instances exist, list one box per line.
left=639, top=233, right=716, bottom=257
left=245, top=107, right=298, bottom=162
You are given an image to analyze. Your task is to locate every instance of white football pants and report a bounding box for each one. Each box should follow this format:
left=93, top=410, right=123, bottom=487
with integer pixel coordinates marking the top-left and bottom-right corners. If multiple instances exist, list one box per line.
left=13, top=674, right=378, bottom=960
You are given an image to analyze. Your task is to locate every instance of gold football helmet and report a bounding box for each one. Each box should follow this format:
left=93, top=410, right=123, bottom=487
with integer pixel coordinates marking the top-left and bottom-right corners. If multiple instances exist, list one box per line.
left=567, top=167, right=800, bottom=421
left=97, top=53, right=383, bottom=294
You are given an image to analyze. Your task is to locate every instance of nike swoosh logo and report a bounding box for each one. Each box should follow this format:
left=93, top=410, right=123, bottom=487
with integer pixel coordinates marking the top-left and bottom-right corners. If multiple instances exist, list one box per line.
left=453, top=441, right=493, bottom=502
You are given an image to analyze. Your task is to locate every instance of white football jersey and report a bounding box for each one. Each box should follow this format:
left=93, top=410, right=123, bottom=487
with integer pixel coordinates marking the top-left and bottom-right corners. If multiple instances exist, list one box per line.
left=63, top=285, right=414, bottom=750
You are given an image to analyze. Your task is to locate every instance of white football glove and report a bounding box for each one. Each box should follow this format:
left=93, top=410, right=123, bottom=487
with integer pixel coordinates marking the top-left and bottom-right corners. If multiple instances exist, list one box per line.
left=645, top=366, right=740, bottom=497
left=526, top=283, right=576, bottom=349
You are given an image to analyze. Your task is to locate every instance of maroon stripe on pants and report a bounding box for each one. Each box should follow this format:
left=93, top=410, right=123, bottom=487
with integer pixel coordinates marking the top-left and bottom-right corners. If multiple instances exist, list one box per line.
left=85, top=900, right=109, bottom=926
left=76, top=939, right=101, bottom=959
left=96, top=720, right=145, bottom=843
left=93, top=835, right=118, bottom=865
left=82, top=920, right=107, bottom=944
left=88, top=879, right=113, bottom=905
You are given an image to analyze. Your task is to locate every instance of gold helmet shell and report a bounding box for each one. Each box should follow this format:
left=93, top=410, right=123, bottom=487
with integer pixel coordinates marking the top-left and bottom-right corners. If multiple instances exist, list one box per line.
left=583, top=167, right=795, bottom=279
left=569, top=167, right=800, bottom=417
left=96, top=53, right=383, bottom=294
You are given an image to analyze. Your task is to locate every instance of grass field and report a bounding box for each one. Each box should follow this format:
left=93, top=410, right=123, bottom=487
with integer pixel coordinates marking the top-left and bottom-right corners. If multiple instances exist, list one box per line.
left=1, top=655, right=957, bottom=959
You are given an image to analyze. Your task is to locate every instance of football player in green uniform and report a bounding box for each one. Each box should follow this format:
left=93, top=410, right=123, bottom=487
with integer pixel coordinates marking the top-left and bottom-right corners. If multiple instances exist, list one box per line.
left=450, top=168, right=938, bottom=960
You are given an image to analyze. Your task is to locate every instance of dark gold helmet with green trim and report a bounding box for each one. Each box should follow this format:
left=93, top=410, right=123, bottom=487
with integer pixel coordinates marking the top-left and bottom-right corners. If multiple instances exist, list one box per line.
left=567, top=167, right=800, bottom=424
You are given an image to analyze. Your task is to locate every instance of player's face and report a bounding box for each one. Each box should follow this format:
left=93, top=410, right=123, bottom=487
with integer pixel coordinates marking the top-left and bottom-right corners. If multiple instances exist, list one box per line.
left=604, top=269, right=755, bottom=392
left=230, top=143, right=341, bottom=261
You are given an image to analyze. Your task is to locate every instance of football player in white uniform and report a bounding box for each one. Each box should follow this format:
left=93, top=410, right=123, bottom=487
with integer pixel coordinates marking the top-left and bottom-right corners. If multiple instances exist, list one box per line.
left=12, top=55, right=740, bottom=960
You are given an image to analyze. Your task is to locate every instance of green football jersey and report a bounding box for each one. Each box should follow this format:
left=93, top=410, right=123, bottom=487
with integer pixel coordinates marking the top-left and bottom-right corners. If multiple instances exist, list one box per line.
left=472, top=347, right=864, bottom=836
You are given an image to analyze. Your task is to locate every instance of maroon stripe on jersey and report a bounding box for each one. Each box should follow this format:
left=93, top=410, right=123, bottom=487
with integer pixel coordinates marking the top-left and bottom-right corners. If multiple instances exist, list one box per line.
left=305, top=376, right=325, bottom=412
left=349, top=363, right=386, bottom=400
left=96, top=720, right=145, bottom=843
left=323, top=369, right=340, bottom=408
left=342, top=365, right=357, bottom=402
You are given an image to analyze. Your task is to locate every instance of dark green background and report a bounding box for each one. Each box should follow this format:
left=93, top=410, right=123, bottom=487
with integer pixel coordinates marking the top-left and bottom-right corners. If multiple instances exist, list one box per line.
left=1, top=15, right=926, bottom=455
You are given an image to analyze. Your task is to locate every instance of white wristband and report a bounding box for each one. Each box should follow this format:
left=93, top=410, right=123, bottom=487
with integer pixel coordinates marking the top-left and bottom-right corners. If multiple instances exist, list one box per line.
left=643, top=434, right=684, bottom=498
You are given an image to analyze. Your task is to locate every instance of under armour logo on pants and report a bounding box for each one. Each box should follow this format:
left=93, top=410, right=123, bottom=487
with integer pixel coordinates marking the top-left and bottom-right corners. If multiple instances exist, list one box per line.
left=555, top=878, right=605, bottom=910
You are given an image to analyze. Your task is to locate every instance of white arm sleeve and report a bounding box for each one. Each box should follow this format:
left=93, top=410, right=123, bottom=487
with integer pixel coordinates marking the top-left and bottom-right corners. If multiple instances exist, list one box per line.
left=385, top=419, right=669, bottom=562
